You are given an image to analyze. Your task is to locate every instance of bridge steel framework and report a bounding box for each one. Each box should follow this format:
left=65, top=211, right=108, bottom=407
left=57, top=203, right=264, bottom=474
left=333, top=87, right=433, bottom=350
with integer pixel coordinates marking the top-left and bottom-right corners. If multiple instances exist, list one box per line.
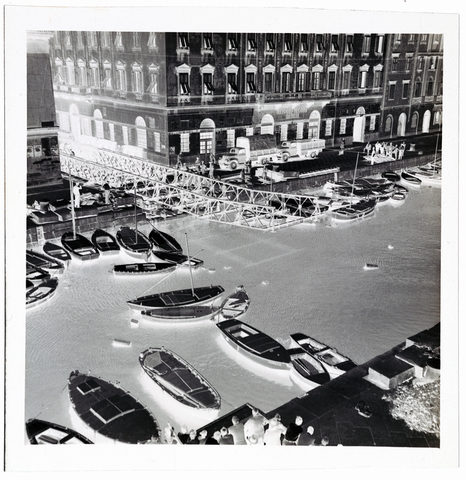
left=60, top=143, right=327, bottom=232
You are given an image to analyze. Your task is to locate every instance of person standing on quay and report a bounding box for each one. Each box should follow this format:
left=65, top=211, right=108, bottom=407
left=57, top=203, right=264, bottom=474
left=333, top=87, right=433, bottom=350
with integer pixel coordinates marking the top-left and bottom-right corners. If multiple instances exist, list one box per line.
left=283, top=416, right=304, bottom=445
left=73, top=182, right=81, bottom=208
left=264, top=414, right=287, bottom=445
left=244, top=407, right=268, bottom=445
left=229, top=416, right=246, bottom=445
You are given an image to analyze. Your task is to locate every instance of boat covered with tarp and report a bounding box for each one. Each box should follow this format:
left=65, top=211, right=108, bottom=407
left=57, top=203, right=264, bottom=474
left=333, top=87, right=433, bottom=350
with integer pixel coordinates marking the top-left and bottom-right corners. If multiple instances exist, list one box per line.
left=139, top=347, right=221, bottom=410
left=127, top=285, right=225, bottom=312
left=216, top=318, right=291, bottom=369
left=116, top=226, right=152, bottom=257
left=68, top=370, right=161, bottom=444
left=25, top=418, right=93, bottom=444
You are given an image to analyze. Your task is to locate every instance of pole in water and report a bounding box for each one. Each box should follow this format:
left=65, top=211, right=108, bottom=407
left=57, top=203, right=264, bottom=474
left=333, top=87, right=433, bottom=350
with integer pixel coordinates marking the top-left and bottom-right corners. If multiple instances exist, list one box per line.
left=350, top=152, right=359, bottom=206
left=185, top=233, right=195, bottom=296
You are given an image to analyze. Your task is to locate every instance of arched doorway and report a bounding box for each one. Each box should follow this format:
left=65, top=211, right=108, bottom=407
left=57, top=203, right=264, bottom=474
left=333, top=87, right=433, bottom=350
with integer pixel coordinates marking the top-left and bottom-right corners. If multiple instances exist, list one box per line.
left=200, top=118, right=215, bottom=157
left=410, top=111, right=419, bottom=134
left=308, top=110, right=320, bottom=139
left=69, top=104, right=81, bottom=140
left=353, top=107, right=366, bottom=143
left=135, top=116, right=147, bottom=149
left=260, top=114, right=274, bottom=135
left=397, top=113, right=407, bottom=137
left=422, top=110, right=431, bottom=133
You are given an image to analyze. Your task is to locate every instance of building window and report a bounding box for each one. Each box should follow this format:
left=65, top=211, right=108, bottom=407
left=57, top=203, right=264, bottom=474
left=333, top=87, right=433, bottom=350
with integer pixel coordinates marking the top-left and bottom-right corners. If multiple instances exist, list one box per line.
left=88, top=31, right=97, bottom=48
left=147, top=32, right=157, bottom=50
left=432, top=34, right=441, bottom=51
left=359, top=67, right=368, bottom=89
left=388, top=82, right=396, bottom=100
left=374, top=69, right=382, bottom=88
left=315, top=34, right=324, bottom=53
left=297, top=122, right=304, bottom=140
left=266, top=34, right=275, bottom=52
left=132, top=32, right=140, bottom=50
left=283, top=33, right=292, bottom=53
left=203, top=73, right=214, bottom=95
left=331, top=35, right=339, bottom=53
left=411, top=112, right=419, bottom=129
left=203, top=34, right=213, bottom=50
left=132, top=63, right=143, bottom=93
left=135, top=117, right=147, bottom=149
left=122, top=126, right=129, bottom=145
left=420, top=34, right=428, bottom=43
left=328, top=71, right=336, bottom=90
left=297, top=71, right=309, bottom=92
left=115, top=32, right=124, bottom=51
left=433, top=111, right=441, bottom=125
left=199, top=131, right=213, bottom=154
left=246, top=72, right=256, bottom=93
left=375, top=35, right=384, bottom=54
left=280, top=124, right=288, bottom=141
left=153, top=132, right=161, bottom=152
left=264, top=72, right=273, bottom=92
left=325, top=119, right=332, bottom=137
left=385, top=116, right=392, bottom=133
left=343, top=69, right=351, bottom=90
left=102, top=32, right=111, bottom=49
left=115, top=63, right=127, bottom=91
left=89, top=59, right=99, bottom=87
left=102, top=62, right=112, bottom=88
left=369, top=115, right=376, bottom=131
left=228, top=34, right=238, bottom=51
left=417, top=56, right=424, bottom=71
left=391, top=55, right=399, bottom=71
left=300, top=34, right=308, bottom=53
left=414, top=78, right=422, bottom=97
left=77, top=59, right=87, bottom=87
left=178, top=33, right=189, bottom=49
left=402, top=81, right=410, bottom=99
left=406, top=55, right=413, bottom=71
left=312, top=71, right=321, bottom=90
left=148, top=70, right=158, bottom=94
left=247, top=35, right=257, bottom=52
left=227, top=129, right=235, bottom=148
left=437, top=79, right=443, bottom=96
left=363, top=35, right=371, bottom=54
left=94, top=110, right=104, bottom=139
left=426, top=77, right=434, bottom=96
left=339, top=118, right=347, bottom=135
left=281, top=72, right=291, bottom=92
left=64, top=32, right=72, bottom=47
left=76, top=32, right=84, bottom=49
left=66, top=58, right=75, bottom=85
left=180, top=133, right=190, bottom=153
left=179, top=72, right=190, bottom=95
left=346, top=35, right=353, bottom=53
left=394, top=34, right=402, bottom=43
left=109, top=123, right=115, bottom=142
left=227, top=72, right=238, bottom=93
left=429, top=56, right=437, bottom=70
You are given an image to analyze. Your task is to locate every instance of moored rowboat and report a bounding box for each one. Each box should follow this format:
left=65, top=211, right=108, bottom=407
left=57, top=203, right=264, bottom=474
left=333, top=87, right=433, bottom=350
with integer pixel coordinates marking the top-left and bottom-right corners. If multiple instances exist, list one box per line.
left=25, top=418, right=93, bottom=444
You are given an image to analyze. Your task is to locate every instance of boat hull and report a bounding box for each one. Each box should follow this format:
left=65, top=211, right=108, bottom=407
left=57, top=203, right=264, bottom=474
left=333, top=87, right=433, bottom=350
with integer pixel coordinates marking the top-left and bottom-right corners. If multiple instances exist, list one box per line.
left=26, top=277, right=58, bottom=309
left=152, top=251, right=204, bottom=269
left=127, top=285, right=225, bottom=312
left=61, top=232, right=100, bottom=261
left=288, top=348, right=331, bottom=388
left=43, top=242, right=71, bottom=263
left=332, top=198, right=377, bottom=222
left=68, top=371, right=161, bottom=444
left=26, top=250, right=65, bottom=274
left=216, top=318, right=291, bottom=370
left=139, top=347, right=221, bottom=410
left=25, top=418, right=93, bottom=444
left=149, top=228, right=183, bottom=253
left=116, top=227, right=152, bottom=258
left=289, top=333, right=357, bottom=378
left=113, top=262, right=176, bottom=275
left=91, top=229, right=120, bottom=254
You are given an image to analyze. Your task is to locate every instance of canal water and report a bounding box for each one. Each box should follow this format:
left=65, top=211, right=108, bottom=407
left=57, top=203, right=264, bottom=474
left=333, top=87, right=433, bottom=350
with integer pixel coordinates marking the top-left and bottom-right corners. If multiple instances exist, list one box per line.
left=23, top=182, right=441, bottom=452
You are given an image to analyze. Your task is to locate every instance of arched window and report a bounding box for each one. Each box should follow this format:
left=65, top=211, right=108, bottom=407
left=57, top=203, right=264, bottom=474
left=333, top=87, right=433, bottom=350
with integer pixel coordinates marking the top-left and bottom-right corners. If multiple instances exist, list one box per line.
left=385, top=115, right=393, bottom=134
left=308, top=110, right=321, bottom=139
left=426, top=76, right=434, bottom=96
left=414, top=77, right=422, bottom=97
left=135, top=116, right=147, bottom=149
left=200, top=118, right=215, bottom=155
left=410, top=111, right=419, bottom=130
left=94, top=109, right=104, bottom=139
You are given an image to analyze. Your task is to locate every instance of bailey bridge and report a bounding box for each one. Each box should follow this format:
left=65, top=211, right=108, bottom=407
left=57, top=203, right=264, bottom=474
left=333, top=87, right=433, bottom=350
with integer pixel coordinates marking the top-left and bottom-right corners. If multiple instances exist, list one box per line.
left=60, top=143, right=332, bottom=232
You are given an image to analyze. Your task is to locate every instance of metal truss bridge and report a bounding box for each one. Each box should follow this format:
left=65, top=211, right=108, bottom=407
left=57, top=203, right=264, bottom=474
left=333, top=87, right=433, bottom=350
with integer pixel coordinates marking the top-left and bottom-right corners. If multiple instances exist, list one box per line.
left=60, top=143, right=330, bottom=232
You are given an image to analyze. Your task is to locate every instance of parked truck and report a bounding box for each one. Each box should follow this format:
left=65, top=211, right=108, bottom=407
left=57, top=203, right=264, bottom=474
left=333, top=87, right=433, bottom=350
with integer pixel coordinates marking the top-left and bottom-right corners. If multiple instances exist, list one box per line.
left=277, top=138, right=326, bottom=162
left=217, top=134, right=279, bottom=171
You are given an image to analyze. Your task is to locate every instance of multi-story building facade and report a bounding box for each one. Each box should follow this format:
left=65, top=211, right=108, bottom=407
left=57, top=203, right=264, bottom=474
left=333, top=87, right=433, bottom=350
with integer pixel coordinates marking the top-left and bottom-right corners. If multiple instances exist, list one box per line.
left=380, top=33, right=443, bottom=139
left=46, top=31, right=442, bottom=168
left=27, top=31, right=62, bottom=190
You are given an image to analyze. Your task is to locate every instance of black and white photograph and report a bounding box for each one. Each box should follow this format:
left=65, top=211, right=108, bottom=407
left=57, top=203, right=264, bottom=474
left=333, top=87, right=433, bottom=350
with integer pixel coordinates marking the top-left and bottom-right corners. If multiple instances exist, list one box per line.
left=3, top=1, right=461, bottom=475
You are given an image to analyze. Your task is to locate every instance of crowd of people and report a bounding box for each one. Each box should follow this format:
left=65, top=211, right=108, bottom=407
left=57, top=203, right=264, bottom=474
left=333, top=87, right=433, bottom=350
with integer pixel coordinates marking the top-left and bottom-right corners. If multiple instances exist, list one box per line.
left=363, top=140, right=407, bottom=162
left=162, top=408, right=331, bottom=446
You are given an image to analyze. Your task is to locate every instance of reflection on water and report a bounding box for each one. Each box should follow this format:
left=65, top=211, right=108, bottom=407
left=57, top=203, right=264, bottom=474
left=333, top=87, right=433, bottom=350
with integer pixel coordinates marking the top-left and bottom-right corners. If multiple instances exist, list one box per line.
left=25, top=185, right=441, bottom=441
